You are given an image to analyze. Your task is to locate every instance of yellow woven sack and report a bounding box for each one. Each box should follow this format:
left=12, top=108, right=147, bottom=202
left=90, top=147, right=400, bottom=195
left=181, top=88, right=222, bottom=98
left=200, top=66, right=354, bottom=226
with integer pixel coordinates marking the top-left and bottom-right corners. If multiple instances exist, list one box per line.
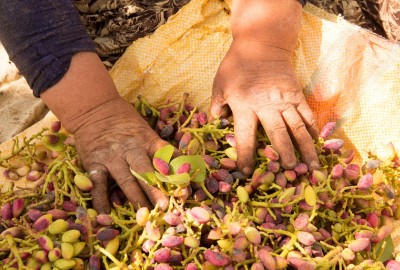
left=1, top=0, right=400, bottom=251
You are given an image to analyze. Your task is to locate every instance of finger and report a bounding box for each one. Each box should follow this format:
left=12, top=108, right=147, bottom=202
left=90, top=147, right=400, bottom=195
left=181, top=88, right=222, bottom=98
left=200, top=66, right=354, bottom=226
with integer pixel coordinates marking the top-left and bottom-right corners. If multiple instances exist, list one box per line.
left=148, top=138, right=180, bottom=159
left=211, top=81, right=230, bottom=119
left=108, top=158, right=152, bottom=209
left=231, top=106, right=258, bottom=176
left=281, top=106, right=320, bottom=171
left=258, top=109, right=297, bottom=169
left=87, top=165, right=111, bottom=214
left=297, top=99, right=319, bottom=141
left=126, top=152, right=169, bottom=210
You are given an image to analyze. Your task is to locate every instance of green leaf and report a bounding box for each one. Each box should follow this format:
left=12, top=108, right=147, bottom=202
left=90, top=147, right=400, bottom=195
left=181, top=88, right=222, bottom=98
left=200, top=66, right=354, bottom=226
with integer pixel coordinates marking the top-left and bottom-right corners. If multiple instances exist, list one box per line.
left=154, top=171, right=190, bottom=185
left=170, top=155, right=206, bottom=183
left=155, top=171, right=170, bottom=183
left=154, top=145, right=175, bottom=163
left=375, top=236, right=394, bottom=262
left=130, top=169, right=156, bottom=185
left=167, top=173, right=191, bottom=185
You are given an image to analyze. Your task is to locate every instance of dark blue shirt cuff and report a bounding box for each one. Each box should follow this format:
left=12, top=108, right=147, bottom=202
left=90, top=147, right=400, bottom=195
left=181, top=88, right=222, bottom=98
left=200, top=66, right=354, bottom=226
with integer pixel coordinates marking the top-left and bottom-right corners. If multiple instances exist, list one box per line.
left=0, top=1, right=96, bottom=97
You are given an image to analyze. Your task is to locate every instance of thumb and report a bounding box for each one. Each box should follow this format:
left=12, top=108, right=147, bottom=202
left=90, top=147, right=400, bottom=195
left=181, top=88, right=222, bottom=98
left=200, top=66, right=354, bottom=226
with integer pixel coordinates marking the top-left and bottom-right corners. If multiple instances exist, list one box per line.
left=210, top=89, right=230, bottom=119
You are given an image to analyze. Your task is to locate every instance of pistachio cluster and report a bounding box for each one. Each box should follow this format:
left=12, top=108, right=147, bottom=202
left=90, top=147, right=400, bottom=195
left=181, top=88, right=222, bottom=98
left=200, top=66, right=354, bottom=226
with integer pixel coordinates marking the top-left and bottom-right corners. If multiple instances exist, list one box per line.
left=0, top=93, right=399, bottom=270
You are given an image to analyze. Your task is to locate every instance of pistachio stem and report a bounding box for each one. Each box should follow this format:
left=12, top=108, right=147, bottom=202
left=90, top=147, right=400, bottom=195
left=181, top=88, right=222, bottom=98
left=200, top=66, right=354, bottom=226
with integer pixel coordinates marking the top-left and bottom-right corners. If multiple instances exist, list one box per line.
left=4, top=234, right=24, bottom=269
left=199, top=182, right=214, bottom=200
left=0, top=129, right=47, bottom=166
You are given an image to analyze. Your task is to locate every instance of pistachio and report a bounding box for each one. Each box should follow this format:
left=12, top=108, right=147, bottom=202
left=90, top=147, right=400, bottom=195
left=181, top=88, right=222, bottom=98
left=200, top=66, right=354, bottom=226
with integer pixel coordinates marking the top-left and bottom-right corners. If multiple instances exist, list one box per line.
left=204, top=250, right=231, bottom=267
left=236, top=186, right=249, bottom=203
left=323, top=139, right=344, bottom=151
left=190, top=207, right=211, bottom=224
left=53, top=258, right=76, bottom=270
left=96, top=228, right=120, bottom=241
left=319, top=122, right=336, bottom=140
left=154, top=248, right=171, bottom=263
left=95, top=214, right=113, bottom=226
left=73, top=174, right=93, bottom=191
left=348, top=238, right=370, bottom=252
left=105, top=236, right=120, bottom=255
left=61, top=242, right=74, bottom=260
left=264, top=145, right=279, bottom=161
left=48, top=247, right=61, bottom=261
left=62, top=230, right=81, bottom=243
left=304, top=185, right=317, bottom=207
left=184, top=236, right=200, bottom=248
left=153, top=158, right=170, bottom=175
left=161, top=236, right=184, bottom=248
left=176, top=163, right=191, bottom=174
left=244, top=227, right=261, bottom=245
left=1, top=203, right=12, bottom=220
left=136, top=207, right=150, bottom=226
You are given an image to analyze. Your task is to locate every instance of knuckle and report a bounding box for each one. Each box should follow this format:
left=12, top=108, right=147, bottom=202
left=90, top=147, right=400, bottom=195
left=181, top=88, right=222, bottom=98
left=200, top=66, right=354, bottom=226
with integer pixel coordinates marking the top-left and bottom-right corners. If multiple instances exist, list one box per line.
left=234, top=128, right=251, bottom=138
left=307, top=118, right=318, bottom=129
left=130, top=159, right=151, bottom=172
left=118, top=174, right=135, bottom=188
left=267, top=124, right=287, bottom=138
left=291, top=122, right=306, bottom=136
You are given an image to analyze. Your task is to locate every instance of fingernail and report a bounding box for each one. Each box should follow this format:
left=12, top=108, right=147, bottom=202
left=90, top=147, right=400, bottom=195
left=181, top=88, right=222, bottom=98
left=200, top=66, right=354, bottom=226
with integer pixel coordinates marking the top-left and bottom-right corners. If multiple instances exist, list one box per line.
left=309, top=161, right=320, bottom=171
left=158, top=198, right=169, bottom=211
left=242, top=167, right=253, bottom=176
left=210, top=107, right=221, bottom=119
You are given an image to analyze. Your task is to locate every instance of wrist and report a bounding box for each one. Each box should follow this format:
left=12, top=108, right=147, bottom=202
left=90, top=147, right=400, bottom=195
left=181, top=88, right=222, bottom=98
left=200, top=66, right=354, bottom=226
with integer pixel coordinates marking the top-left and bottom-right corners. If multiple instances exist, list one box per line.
left=231, top=0, right=302, bottom=53
left=40, top=52, right=123, bottom=133
left=228, top=38, right=293, bottom=63
left=67, top=97, right=138, bottom=135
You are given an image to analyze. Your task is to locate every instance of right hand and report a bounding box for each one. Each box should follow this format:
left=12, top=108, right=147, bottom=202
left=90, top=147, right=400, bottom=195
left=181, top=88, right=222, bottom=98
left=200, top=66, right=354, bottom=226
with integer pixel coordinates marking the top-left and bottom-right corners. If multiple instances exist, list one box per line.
left=211, top=40, right=320, bottom=174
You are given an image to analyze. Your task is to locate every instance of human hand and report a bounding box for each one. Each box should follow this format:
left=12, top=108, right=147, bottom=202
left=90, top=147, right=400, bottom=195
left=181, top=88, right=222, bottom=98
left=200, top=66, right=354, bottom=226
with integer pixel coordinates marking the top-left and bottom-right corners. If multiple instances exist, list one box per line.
left=72, top=98, right=169, bottom=213
left=211, top=40, right=319, bottom=175
left=40, top=52, right=170, bottom=214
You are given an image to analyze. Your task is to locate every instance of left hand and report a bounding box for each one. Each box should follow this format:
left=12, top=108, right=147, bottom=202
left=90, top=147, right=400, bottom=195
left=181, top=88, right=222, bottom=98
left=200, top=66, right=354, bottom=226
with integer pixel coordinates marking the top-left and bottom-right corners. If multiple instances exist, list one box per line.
left=211, top=40, right=320, bottom=175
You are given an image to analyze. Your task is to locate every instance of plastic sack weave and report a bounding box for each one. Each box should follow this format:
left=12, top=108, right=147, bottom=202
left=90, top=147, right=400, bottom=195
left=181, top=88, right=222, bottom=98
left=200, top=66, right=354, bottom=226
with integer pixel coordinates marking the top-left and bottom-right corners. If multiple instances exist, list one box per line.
left=1, top=0, right=400, bottom=250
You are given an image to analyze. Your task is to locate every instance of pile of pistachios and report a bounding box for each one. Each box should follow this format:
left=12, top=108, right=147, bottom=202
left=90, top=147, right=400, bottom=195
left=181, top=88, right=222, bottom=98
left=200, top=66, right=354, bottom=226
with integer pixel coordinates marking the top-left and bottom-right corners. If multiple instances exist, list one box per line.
left=0, top=93, right=399, bottom=270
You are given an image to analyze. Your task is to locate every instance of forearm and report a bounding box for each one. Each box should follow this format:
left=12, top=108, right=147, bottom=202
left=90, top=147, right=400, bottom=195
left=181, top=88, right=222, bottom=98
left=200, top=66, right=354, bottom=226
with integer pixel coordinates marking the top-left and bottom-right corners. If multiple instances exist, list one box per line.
left=231, top=0, right=302, bottom=55
left=0, top=1, right=95, bottom=97
left=40, top=52, right=125, bottom=134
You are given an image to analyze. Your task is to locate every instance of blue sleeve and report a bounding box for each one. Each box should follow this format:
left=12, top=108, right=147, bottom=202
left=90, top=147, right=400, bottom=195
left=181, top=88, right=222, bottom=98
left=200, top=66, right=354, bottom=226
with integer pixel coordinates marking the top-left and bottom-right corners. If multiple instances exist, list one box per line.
left=0, top=0, right=96, bottom=97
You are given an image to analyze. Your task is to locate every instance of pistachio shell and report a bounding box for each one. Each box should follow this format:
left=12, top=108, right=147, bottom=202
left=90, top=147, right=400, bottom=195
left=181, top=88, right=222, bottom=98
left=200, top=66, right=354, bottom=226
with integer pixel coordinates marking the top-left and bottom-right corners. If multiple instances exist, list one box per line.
left=264, top=146, right=279, bottom=161
left=72, top=242, right=86, bottom=257
left=105, top=236, right=120, bottom=255
left=224, top=147, right=237, bottom=161
left=37, top=235, right=54, bottom=251
left=62, top=230, right=81, bottom=243
left=153, top=158, right=170, bottom=175
left=319, top=122, right=336, bottom=139
left=348, top=238, right=370, bottom=252
left=236, top=186, right=249, bottom=203
left=136, top=207, right=150, bottom=226
left=297, top=231, right=316, bottom=246
left=53, top=258, right=76, bottom=270
left=204, top=250, right=231, bottom=267
left=244, top=227, right=261, bottom=245
left=73, top=174, right=93, bottom=191
left=48, top=247, right=61, bottom=261
left=304, top=185, right=317, bottom=207
left=48, top=219, right=69, bottom=235
left=190, top=207, right=211, bottom=224
left=61, top=242, right=74, bottom=260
